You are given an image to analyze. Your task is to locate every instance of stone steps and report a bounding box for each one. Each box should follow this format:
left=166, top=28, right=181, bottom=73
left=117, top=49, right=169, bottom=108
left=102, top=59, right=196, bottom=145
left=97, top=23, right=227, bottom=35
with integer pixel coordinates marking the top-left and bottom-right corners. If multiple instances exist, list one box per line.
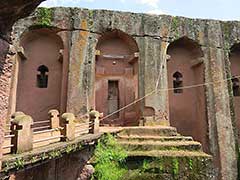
left=117, top=134, right=193, bottom=142
left=118, top=140, right=202, bottom=151
left=126, top=150, right=211, bottom=158
left=118, top=126, right=178, bottom=137
left=115, top=126, right=215, bottom=179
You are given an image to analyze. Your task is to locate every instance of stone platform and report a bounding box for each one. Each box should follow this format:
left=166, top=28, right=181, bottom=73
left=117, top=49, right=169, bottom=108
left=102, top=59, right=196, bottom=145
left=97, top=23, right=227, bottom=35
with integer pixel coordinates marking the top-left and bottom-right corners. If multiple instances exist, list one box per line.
left=115, top=126, right=216, bottom=180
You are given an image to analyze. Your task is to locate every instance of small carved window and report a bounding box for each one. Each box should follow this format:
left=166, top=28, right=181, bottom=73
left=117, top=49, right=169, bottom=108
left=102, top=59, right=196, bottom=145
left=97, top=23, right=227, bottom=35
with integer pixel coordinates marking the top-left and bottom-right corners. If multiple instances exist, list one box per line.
left=37, top=65, right=49, bottom=88
left=173, top=71, right=183, bottom=94
left=232, top=77, right=240, bottom=96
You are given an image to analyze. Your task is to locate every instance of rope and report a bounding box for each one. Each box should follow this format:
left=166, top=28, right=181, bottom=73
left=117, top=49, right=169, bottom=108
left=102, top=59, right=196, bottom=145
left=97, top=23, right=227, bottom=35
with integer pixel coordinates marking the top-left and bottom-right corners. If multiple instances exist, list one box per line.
left=100, top=74, right=239, bottom=121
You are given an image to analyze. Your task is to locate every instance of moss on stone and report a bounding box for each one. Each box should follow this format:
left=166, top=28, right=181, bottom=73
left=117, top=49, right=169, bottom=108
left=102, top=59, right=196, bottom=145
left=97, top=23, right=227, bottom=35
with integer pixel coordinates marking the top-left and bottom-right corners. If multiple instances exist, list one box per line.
left=123, top=156, right=213, bottom=180
left=35, top=7, right=53, bottom=27
left=171, top=16, right=180, bottom=39
left=14, top=158, right=24, bottom=170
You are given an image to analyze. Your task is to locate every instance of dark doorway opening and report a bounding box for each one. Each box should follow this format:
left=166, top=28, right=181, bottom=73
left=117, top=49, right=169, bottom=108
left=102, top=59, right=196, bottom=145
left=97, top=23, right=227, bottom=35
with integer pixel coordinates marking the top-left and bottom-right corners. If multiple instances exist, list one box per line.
left=108, top=80, right=119, bottom=119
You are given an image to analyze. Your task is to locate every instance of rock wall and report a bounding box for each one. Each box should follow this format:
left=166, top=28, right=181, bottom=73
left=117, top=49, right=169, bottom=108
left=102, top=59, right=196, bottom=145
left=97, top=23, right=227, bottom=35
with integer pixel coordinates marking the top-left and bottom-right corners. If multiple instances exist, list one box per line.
left=0, top=0, right=45, bottom=171
left=7, top=7, right=240, bottom=179
left=6, top=147, right=94, bottom=180
left=0, top=0, right=45, bottom=38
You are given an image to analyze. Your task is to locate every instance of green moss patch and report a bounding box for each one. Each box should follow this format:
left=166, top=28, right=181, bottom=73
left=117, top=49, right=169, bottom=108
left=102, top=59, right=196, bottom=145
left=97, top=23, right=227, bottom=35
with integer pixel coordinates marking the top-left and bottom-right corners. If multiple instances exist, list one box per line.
left=123, top=156, right=214, bottom=180
left=35, top=7, right=53, bottom=27
left=92, top=133, right=128, bottom=180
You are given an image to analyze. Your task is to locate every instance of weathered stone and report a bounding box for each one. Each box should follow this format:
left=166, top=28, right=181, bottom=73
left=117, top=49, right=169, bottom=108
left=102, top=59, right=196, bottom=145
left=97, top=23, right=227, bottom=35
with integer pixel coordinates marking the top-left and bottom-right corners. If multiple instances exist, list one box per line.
left=77, top=164, right=94, bottom=180
left=0, top=0, right=45, bottom=37
left=61, top=113, right=76, bottom=141
left=89, top=110, right=101, bottom=134
left=11, top=112, right=33, bottom=153
left=0, top=0, right=45, bottom=171
left=1, top=6, right=239, bottom=180
left=48, top=109, right=60, bottom=129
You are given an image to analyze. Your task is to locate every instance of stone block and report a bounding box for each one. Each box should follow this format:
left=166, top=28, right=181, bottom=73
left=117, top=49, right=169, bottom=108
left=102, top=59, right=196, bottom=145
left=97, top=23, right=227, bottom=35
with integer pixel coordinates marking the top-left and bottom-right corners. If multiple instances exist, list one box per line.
left=61, top=113, right=76, bottom=141
left=89, top=110, right=101, bottom=134
left=11, top=112, right=33, bottom=153
left=48, top=109, right=60, bottom=129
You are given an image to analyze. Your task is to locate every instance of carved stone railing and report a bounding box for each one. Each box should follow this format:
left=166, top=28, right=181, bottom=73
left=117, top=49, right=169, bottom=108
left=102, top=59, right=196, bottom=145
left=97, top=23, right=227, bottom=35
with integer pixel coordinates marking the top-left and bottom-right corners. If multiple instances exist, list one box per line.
left=2, top=109, right=101, bottom=155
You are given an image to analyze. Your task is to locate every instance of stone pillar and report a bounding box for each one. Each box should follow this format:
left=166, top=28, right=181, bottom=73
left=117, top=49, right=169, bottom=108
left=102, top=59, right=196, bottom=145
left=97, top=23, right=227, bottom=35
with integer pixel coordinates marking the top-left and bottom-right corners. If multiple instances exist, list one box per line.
left=204, top=46, right=238, bottom=180
left=138, top=38, right=170, bottom=126
left=89, top=110, right=102, bottom=134
left=10, top=112, right=33, bottom=153
left=48, top=109, right=60, bottom=129
left=61, top=113, right=76, bottom=141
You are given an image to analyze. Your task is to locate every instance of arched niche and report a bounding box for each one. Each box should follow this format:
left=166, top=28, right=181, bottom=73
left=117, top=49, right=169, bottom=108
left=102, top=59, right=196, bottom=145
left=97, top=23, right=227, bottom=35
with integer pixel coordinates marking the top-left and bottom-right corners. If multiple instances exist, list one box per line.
left=15, top=28, right=66, bottom=124
left=95, top=29, right=140, bottom=126
left=167, top=36, right=209, bottom=152
left=229, top=43, right=240, bottom=142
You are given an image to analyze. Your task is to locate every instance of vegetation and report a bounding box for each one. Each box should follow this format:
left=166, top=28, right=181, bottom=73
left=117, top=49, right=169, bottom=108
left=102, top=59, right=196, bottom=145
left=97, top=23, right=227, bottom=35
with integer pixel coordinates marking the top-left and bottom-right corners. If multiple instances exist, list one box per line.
left=172, top=158, right=179, bottom=177
left=14, top=158, right=24, bottom=170
left=35, top=7, right=53, bottom=27
left=188, top=158, right=193, bottom=170
left=171, top=16, right=180, bottom=39
left=92, top=133, right=127, bottom=180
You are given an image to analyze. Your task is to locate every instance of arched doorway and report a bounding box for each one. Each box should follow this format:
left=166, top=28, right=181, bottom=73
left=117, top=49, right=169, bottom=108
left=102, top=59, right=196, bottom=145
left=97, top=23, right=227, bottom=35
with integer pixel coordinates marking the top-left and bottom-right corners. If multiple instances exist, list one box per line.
left=167, top=37, right=209, bottom=152
left=16, top=28, right=65, bottom=123
left=95, top=29, right=140, bottom=126
left=229, top=43, right=240, bottom=142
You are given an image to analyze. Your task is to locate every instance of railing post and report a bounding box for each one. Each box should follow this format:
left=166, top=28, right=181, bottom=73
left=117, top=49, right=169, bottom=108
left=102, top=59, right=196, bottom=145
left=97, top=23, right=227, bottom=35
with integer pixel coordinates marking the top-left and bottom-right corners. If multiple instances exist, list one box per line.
left=89, top=110, right=102, bottom=134
left=11, top=112, right=33, bottom=153
left=61, top=113, right=75, bottom=141
left=48, top=109, right=60, bottom=129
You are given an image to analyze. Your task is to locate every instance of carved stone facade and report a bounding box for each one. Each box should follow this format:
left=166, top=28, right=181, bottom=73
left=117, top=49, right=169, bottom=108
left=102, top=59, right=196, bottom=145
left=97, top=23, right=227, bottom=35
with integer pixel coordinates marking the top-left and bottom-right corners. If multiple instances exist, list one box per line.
left=0, top=7, right=239, bottom=179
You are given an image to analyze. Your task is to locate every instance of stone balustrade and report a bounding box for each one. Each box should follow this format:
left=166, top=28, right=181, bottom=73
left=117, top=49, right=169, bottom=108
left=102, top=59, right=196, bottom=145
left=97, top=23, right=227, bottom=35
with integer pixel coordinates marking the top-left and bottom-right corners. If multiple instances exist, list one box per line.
left=4, top=109, right=101, bottom=154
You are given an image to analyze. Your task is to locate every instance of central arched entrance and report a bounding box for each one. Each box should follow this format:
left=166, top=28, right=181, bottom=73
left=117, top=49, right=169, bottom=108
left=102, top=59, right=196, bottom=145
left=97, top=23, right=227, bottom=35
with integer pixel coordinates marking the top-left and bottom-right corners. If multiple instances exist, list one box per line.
left=95, top=29, right=140, bottom=126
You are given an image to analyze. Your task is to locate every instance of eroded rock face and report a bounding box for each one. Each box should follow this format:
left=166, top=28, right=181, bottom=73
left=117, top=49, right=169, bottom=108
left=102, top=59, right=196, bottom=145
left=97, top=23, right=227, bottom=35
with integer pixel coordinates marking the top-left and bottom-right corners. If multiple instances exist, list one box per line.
left=77, top=164, right=95, bottom=180
left=0, top=0, right=45, bottom=171
left=1, top=6, right=240, bottom=179
left=0, top=0, right=45, bottom=39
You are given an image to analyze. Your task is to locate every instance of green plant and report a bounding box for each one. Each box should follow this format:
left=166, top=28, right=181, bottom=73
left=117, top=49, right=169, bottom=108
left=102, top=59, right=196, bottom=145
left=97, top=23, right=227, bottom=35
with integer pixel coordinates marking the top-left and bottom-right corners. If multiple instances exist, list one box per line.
left=188, top=158, right=193, bottom=170
left=41, top=152, right=48, bottom=160
left=36, top=7, right=53, bottom=27
left=66, top=145, right=74, bottom=154
left=14, top=158, right=24, bottom=170
left=158, top=159, right=164, bottom=172
left=49, top=150, right=61, bottom=159
left=31, top=156, right=38, bottom=164
left=172, top=158, right=179, bottom=177
left=92, top=133, right=127, bottom=180
left=142, top=159, right=151, bottom=172
left=171, top=16, right=180, bottom=39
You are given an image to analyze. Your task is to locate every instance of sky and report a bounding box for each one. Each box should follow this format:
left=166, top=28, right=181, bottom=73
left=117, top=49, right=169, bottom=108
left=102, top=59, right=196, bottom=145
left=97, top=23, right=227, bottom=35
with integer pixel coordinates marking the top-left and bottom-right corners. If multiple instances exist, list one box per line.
left=40, top=0, right=240, bottom=21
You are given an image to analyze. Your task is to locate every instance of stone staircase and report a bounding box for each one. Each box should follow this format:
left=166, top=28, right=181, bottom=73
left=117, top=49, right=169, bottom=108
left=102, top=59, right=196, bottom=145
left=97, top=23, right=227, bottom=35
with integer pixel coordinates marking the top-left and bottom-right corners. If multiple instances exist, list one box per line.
left=116, top=126, right=216, bottom=180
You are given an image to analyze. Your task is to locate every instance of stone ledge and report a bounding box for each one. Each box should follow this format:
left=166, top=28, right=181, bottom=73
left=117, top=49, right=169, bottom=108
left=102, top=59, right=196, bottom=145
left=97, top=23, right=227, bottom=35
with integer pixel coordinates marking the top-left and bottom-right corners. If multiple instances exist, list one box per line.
left=0, top=133, right=103, bottom=175
left=127, top=150, right=212, bottom=158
